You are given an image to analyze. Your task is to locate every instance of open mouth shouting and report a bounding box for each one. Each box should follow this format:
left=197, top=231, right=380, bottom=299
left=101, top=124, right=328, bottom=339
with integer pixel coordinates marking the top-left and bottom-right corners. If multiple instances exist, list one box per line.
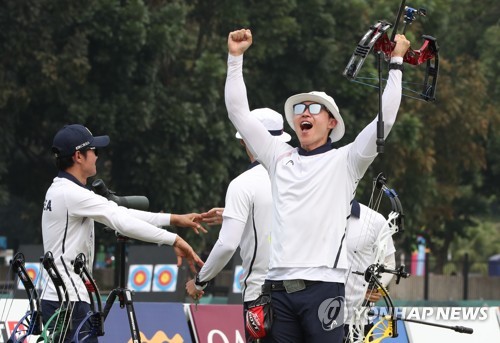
left=300, top=121, right=313, bottom=132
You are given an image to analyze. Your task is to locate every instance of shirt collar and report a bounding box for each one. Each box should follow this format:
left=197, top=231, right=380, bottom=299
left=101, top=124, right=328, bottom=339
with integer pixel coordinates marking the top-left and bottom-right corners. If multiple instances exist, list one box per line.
left=298, top=138, right=334, bottom=156
left=248, top=160, right=261, bottom=170
left=57, top=171, right=88, bottom=189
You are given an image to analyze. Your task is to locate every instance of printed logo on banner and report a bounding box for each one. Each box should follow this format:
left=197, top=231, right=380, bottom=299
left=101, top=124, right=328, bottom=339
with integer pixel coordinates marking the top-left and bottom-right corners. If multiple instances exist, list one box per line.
left=233, top=265, right=244, bottom=293
left=128, top=265, right=153, bottom=292
left=152, top=264, right=177, bottom=292
left=104, top=302, right=192, bottom=342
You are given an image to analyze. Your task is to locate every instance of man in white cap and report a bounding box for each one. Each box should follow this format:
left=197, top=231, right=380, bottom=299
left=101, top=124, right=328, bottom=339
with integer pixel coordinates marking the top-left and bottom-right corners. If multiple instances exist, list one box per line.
left=42, top=124, right=205, bottom=342
left=186, top=109, right=291, bottom=340
left=224, top=29, right=410, bottom=342
left=344, top=200, right=396, bottom=341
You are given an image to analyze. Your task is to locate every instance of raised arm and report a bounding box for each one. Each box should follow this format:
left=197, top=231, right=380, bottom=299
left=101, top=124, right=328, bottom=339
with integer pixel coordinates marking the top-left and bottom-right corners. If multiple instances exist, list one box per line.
left=352, top=34, right=411, bottom=161
left=225, top=29, right=276, bottom=160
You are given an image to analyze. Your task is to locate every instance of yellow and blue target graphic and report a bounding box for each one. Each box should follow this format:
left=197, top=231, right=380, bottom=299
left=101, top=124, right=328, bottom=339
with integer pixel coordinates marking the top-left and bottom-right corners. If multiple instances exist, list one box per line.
left=18, top=262, right=46, bottom=290
left=127, top=264, right=153, bottom=292
left=232, top=265, right=244, bottom=293
left=152, top=264, right=177, bottom=292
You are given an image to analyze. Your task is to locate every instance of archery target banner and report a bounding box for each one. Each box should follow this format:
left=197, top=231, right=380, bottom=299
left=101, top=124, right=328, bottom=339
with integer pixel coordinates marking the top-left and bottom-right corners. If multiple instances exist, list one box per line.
left=16, top=262, right=48, bottom=291
left=232, top=265, right=244, bottom=293
left=152, top=264, right=177, bottom=292
left=127, top=264, right=153, bottom=292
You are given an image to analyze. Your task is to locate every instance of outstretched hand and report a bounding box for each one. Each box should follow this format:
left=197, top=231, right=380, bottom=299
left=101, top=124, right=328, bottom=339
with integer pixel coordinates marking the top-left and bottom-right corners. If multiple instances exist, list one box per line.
left=173, top=236, right=204, bottom=273
left=186, top=278, right=204, bottom=300
left=171, top=213, right=208, bottom=234
left=200, top=207, right=224, bottom=226
left=228, top=29, right=252, bottom=56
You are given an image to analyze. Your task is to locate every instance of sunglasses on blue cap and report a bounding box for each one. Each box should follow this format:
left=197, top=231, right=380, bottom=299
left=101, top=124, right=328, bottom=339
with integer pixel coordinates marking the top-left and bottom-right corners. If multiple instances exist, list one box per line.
left=293, top=103, right=327, bottom=115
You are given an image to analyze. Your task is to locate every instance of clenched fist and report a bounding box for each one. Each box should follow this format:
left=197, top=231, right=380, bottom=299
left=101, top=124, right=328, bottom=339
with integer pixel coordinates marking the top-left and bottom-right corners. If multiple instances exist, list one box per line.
left=228, top=29, right=253, bottom=56
left=392, top=34, right=411, bottom=58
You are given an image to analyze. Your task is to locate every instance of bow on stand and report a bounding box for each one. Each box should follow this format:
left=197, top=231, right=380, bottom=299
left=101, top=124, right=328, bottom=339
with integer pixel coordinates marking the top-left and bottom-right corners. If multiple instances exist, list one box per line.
left=344, top=0, right=439, bottom=103
left=38, top=251, right=72, bottom=343
left=7, top=252, right=43, bottom=343
left=348, top=174, right=473, bottom=342
left=71, top=253, right=104, bottom=343
left=346, top=173, right=408, bottom=343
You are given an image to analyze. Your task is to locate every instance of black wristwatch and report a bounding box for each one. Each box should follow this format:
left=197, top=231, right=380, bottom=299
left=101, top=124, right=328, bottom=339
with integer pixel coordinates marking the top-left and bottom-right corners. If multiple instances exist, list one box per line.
left=389, top=62, right=404, bottom=72
left=195, top=274, right=208, bottom=289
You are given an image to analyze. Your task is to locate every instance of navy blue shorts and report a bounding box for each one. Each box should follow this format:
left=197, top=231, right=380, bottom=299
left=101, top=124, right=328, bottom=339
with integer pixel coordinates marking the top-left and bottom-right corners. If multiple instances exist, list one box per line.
left=265, top=281, right=345, bottom=343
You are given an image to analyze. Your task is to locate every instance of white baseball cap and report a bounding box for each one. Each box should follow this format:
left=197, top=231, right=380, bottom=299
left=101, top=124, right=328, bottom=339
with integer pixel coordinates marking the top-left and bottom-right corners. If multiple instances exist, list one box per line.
left=284, top=91, right=345, bottom=142
left=235, top=108, right=292, bottom=142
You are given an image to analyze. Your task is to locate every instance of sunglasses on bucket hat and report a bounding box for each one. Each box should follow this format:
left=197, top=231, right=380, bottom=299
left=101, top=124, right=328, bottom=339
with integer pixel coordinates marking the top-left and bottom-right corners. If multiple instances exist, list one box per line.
left=293, top=103, right=328, bottom=115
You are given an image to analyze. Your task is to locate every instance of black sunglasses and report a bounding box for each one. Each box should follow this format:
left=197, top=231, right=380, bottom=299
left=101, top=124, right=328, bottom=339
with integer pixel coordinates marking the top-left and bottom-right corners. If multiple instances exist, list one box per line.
left=293, top=103, right=327, bottom=115
left=79, top=146, right=99, bottom=156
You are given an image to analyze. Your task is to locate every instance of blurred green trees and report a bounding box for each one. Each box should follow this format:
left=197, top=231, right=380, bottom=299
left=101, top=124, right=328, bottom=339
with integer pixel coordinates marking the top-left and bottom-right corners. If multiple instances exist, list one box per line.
left=1, top=0, right=499, bottom=269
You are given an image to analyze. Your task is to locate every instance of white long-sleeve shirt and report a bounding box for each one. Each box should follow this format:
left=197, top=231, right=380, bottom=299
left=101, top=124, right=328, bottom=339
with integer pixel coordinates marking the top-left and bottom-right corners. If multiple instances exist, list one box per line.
left=198, top=162, right=272, bottom=302
left=41, top=172, right=177, bottom=303
left=225, top=54, right=402, bottom=282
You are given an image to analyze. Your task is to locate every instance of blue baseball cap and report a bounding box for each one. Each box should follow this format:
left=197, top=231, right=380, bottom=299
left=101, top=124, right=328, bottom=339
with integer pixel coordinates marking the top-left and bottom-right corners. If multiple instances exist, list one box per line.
left=52, top=124, right=110, bottom=157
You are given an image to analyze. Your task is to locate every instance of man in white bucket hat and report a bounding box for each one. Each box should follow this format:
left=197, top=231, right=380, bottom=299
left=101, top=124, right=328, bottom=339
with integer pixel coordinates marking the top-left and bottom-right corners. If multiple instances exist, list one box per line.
left=224, top=29, right=409, bottom=343
left=186, top=108, right=290, bottom=340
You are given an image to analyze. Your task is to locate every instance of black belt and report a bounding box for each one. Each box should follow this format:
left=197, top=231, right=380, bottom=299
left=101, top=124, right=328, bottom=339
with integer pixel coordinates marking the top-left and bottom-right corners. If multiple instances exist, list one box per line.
left=262, top=280, right=320, bottom=293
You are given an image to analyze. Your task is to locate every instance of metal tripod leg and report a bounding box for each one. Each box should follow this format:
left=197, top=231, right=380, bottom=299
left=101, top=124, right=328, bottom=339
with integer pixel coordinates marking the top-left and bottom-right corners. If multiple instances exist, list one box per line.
left=103, top=287, right=141, bottom=343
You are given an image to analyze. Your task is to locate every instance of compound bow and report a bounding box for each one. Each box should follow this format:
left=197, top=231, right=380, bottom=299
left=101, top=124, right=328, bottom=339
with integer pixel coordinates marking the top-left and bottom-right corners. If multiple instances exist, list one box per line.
left=7, top=252, right=43, bottom=343
left=346, top=174, right=473, bottom=342
left=346, top=173, right=407, bottom=343
left=344, top=0, right=439, bottom=102
left=71, top=253, right=105, bottom=343
left=38, top=251, right=72, bottom=343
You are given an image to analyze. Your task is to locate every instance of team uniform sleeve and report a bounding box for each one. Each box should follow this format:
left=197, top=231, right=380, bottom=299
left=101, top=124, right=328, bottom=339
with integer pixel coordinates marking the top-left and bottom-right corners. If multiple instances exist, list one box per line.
left=126, top=209, right=171, bottom=227
left=197, top=177, right=252, bottom=283
left=372, top=210, right=397, bottom=287
left=348, top=56, right=403, bottom=178
left=379, top=252, right=396, bottom=287
left=67, top=189, right=177, bottom=246
left=197, top=217, right=246, bottom=283
left=225, top=54, right=289, bottom=167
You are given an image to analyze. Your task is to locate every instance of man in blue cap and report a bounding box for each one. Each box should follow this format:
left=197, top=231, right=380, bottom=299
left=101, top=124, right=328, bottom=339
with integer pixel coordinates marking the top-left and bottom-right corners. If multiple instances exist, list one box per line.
left=42, top=124, right=205, bottom=342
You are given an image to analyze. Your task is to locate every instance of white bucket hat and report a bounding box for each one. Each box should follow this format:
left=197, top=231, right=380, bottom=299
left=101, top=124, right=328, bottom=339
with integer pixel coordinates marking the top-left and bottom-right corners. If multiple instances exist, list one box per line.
left=284, top=91, right=345, bottom=142
left=235, top=108, right=292, bottom=142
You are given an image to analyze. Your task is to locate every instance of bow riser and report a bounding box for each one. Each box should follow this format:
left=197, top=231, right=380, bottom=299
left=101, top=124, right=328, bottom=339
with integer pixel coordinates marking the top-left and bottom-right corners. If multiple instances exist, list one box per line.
left=373, top=34, right=438, bottom=66
left=8, top=253, right=43, bottom=342
left=72, top=253, right=105, bottom=342
left=344, top=21, right=393, bottom=80
left=39, top=252, right=72, bottom=342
